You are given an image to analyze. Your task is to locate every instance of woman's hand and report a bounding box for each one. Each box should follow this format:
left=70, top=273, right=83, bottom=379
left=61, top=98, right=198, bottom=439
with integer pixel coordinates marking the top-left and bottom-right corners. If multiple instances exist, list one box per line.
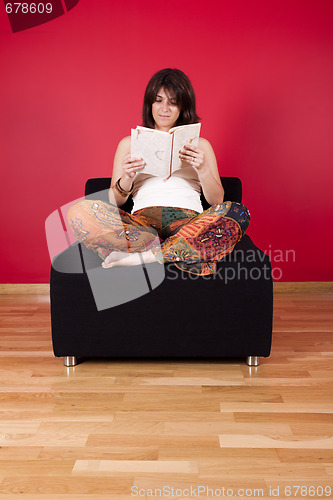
left=179, top=144, right=207, bottom=171
left=121, top=154, right=146, bottom=179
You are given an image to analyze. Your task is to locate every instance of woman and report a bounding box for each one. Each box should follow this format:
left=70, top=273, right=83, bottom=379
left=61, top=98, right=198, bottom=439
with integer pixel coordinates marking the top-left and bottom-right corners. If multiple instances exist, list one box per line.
left=68, top=68, right=250, bottom=275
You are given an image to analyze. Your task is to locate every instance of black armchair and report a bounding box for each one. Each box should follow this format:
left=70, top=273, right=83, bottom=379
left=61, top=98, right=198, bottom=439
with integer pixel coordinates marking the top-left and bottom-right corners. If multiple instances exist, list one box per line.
left=50, top=177, right=273, bottom=367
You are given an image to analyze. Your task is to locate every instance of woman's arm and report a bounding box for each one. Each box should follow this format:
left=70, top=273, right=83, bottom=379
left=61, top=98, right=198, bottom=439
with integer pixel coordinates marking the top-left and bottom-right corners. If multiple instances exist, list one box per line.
left=109, top=136, right=145, bottom=207
left=179, top=137, right=224, bottom=205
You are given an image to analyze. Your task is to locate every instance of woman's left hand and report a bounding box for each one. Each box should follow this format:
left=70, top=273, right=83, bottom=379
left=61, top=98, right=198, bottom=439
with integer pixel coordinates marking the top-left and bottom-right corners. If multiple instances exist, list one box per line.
left=179, top=144, right=207, bottom=171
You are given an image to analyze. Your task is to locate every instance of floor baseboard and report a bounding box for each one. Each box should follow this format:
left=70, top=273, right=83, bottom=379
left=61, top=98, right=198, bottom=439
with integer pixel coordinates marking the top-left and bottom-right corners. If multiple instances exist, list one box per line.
left=274, top=282, right=333, bottom=293
left=0, top=284, right=50, bottom=294
left=0, top=282, right=332, bottom=294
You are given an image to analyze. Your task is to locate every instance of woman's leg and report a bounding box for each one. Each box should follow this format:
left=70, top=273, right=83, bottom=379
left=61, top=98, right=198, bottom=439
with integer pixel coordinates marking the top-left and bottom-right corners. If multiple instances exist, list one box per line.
left=99, top=202, right=251, bottom=274
left=101, top=206, right=198, bottom=268
left=67, top=200, right=159, bottom=260
left=156, top=201, right=251, bottom=275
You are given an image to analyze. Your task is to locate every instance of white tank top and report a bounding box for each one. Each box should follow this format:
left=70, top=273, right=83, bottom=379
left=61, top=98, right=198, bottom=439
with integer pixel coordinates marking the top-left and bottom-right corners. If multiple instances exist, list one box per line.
left=131, top=166, right=203, bottom=213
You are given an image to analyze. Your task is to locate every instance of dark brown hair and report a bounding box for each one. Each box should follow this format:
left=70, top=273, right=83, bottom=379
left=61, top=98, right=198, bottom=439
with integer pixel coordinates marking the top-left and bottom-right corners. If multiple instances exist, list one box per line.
left=142, top=68, right=201, bottom=128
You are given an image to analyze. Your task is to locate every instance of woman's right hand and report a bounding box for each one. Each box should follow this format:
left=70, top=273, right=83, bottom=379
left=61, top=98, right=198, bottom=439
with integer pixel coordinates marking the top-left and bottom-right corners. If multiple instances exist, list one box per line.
left=121, top=154, right=146, bottom=179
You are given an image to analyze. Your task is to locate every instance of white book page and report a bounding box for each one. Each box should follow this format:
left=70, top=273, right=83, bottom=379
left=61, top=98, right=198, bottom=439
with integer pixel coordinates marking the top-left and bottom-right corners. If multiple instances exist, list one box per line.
left=170, top=123, right=201, bottom=173
left=131, top=127, right=172, bottom=177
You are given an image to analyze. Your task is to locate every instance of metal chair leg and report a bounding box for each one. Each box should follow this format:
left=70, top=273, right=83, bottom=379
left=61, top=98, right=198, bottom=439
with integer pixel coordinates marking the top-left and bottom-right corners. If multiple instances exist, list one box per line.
left=247, top=356, right=260, bottom=366
left=63, top=356, right=78, bottom=367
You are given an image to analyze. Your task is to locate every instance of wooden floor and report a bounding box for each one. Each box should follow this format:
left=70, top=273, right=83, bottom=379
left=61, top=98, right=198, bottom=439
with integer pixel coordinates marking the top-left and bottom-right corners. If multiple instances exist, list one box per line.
left=0, top=293, right=332, bottom=499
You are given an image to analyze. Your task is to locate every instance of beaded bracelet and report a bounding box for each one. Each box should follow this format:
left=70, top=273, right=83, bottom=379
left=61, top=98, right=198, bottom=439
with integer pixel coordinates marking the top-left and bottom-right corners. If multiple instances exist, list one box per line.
left=114, top=178, right=133, bottom=197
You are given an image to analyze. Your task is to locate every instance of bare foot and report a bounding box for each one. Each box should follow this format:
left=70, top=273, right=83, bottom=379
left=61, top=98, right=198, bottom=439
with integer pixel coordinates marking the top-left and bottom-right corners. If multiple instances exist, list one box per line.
left=102, top=251, right=130, bottom=266
left=102, top=250, right=157, bottom=269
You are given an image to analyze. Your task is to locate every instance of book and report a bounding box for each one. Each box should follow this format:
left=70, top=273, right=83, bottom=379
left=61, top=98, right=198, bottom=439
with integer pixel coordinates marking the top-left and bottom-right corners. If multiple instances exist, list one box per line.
left=131, top=123, right=201, bottom=178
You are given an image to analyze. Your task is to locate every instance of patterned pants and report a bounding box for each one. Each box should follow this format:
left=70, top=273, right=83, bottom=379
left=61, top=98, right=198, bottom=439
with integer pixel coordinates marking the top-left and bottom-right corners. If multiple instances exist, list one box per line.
left=68, top=200, right=250, bottom=275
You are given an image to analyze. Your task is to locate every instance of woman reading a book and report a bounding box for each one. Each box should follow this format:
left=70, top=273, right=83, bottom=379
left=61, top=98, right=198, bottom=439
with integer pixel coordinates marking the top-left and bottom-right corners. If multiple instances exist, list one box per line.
left=68, top=68, right=250, bottom=275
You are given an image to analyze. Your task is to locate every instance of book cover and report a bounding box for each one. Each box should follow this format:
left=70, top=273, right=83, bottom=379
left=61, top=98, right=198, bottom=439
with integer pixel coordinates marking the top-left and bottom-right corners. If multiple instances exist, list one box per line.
left=131, top=123, right=201, bottom=178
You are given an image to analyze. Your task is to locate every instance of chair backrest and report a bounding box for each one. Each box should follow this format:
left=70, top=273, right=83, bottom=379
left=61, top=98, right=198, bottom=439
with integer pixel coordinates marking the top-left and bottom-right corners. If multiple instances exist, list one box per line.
left=85, top=177, right=242, bottom=211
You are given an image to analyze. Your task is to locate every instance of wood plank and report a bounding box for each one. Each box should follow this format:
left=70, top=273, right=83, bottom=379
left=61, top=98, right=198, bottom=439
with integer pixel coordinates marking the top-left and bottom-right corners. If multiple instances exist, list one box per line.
left=86, top=433, right=220, bottom=449
left=0, top=477, right=132, bottom=495
left=39, top=446, right=159, bottom=461
left=221, top=402, right=333, bottom=413
left=219, top=434, right=333, bottom=449
left=277, top=449, right=333, bottom=463
left=0, top=460, right=75, bottom=476
left=73, top=459, right=198, bottom=474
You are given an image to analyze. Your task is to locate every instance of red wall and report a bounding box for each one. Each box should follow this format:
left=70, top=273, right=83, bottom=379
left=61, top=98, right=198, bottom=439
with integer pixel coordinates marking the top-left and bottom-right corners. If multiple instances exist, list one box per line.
left=1, top=0, right=333, bottom=283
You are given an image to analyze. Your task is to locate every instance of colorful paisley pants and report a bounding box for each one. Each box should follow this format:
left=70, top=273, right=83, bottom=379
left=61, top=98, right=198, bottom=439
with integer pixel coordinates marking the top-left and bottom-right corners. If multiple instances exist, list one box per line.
left=67, top=200, right=250, bottom=275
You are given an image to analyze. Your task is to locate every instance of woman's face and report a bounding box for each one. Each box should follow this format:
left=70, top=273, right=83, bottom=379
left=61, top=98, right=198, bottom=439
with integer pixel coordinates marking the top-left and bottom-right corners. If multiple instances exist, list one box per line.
left=152, top=87, right=181, bottom=131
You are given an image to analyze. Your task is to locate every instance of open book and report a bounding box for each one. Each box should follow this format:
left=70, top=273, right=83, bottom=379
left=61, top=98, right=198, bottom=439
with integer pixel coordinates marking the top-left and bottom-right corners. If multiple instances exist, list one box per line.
left=131, top=123, right=201, bottom=178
